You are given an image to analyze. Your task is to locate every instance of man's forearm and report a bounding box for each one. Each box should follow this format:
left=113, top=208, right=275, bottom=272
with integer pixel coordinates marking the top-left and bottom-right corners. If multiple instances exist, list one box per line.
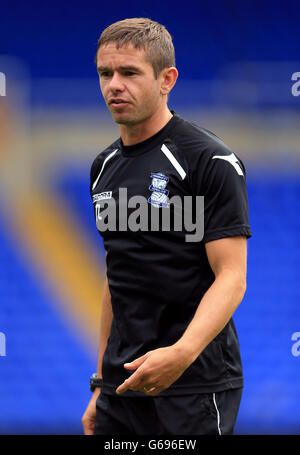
left=173, top=270, right=246, bottom=364
left=96, top=277, right=113, bottom=378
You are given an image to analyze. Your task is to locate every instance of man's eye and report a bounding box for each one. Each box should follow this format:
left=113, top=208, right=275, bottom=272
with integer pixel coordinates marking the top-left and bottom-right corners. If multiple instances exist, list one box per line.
left=124, top=71, right=136, bottom=76
left=100, top=72, right=111, bottom=78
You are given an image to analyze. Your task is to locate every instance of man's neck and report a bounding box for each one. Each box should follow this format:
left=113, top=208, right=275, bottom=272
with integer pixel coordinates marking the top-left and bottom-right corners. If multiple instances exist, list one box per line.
left=119, top=107, right=173, bottom=146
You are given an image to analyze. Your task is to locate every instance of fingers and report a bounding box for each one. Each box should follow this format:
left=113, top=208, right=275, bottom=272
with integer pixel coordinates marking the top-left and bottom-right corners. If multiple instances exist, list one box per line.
left=117, top=354, right=150, bottom=394
left=116, top=374, right=144, bottom=394
left=143, top=386, right=157, bottom=395
left=81, top=416, right=95, bottom=435
left=117, top=350, right=161, bottom=395
left=83, top=423, right=95, bottom=435
left=116, top=378, right=130, bottom=395
left=116, top=373, right=159, bottom=395
left=123, top=352, right=149, bottom=370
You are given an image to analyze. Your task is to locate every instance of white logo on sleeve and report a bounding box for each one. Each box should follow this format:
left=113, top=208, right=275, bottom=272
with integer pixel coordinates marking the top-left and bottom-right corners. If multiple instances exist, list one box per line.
left=212, top=152, right=244, bottom=176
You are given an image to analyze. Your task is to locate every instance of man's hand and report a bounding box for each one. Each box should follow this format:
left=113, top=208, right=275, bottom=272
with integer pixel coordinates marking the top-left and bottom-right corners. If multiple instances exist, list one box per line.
left=81, top=388, right=101, bottom=435
left=116, top=346, right=193, bottom=396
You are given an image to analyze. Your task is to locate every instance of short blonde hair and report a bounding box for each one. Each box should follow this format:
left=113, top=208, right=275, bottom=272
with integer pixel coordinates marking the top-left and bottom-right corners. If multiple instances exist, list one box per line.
left=95, top=18, right=176, bottom=78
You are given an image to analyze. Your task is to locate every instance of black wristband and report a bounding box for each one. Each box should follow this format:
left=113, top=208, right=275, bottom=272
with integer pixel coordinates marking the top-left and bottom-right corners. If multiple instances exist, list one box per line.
left=89, top=373, right=103, bottom=392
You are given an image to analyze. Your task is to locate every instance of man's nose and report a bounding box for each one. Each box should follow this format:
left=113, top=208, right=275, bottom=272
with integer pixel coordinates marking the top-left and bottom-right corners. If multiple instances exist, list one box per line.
left=109, top=72, right=125, bottom=92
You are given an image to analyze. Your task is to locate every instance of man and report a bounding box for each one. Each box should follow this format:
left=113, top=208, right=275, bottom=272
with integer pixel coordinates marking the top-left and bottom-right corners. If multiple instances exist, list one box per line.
left=81, top=17, right=251, bottom=435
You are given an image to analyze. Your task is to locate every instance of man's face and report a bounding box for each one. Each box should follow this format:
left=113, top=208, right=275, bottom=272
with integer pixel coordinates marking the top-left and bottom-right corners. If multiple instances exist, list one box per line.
left=97, top=42, right=163, bottom=126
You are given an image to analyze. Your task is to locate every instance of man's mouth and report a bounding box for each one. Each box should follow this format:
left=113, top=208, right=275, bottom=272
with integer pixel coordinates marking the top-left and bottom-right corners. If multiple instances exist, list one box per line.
left=109, top=99, right=129, bottom=107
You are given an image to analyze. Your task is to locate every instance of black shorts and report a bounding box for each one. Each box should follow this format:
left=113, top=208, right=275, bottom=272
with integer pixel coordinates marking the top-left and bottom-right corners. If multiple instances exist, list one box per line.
left=94, top=388, right=243, bottom=435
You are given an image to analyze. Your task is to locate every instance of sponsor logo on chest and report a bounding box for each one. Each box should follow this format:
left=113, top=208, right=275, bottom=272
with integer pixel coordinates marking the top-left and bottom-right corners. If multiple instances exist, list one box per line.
left=92, top=191, right=112, bottom=203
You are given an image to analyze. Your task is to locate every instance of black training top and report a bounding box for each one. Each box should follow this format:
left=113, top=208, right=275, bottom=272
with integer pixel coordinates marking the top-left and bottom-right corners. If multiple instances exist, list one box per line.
left=90, top=111, right=252, bottom=397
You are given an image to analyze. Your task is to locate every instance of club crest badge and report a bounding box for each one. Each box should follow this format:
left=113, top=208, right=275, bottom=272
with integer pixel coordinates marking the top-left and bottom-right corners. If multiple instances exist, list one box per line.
left=148, top=172, right=169, bottom=208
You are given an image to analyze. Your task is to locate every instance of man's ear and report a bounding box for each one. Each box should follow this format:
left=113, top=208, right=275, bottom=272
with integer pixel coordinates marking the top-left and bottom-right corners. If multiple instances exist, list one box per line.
left=160, top=67, right=178, bottom=96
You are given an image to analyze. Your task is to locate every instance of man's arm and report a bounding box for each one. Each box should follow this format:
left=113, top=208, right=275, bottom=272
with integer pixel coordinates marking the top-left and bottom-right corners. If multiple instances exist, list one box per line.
left=116, top=235, right=247, bottom=396
left=172, top=235, right=247, bottom=362
left=82, top=276, right=113, bottom=434
left=96, top=276, right=114, bottom=377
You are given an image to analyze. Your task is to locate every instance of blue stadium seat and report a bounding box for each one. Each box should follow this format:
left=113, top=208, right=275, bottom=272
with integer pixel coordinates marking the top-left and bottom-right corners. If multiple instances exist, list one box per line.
left=0, top=210, right=97, bottom=434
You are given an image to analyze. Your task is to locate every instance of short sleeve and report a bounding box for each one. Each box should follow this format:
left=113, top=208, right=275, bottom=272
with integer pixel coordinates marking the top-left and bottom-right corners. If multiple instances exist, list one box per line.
left=90, top=152, right=105, bottom=196
left=195, top=150, right=252, bottom=243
